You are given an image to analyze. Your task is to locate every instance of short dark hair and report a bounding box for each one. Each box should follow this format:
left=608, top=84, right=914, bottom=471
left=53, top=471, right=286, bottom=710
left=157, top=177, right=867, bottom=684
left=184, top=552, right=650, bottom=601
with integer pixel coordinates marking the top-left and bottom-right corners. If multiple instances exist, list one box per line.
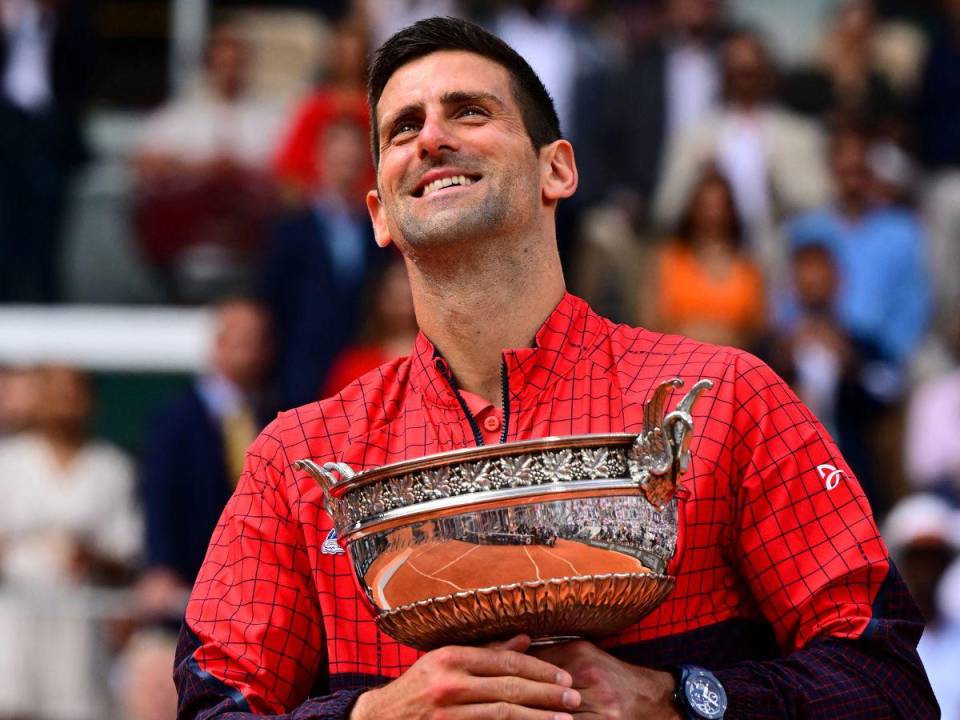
left=367, top=16, right=561, bottom=167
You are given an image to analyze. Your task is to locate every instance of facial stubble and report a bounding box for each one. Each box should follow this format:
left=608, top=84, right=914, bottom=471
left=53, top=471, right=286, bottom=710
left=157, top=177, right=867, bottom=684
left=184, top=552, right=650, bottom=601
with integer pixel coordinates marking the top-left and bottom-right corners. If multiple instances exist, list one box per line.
left=388, top=158, right=539, bottom=256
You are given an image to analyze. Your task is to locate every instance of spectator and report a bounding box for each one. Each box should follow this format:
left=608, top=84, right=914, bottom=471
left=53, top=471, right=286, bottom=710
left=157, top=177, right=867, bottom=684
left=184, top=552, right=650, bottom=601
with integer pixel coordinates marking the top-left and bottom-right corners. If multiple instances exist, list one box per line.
left=273, top=19, right=373, bottom=201
left=785, top=125, right=931, bottom=370
left=132, top=22, right=286, bottom=303
left=263, top=117, right=380, bottom=409
left=0, top=366, right=141, bottom=587
left=0, top=0, right=94, bottom=302
left=916, top=0, right=960, bottom=170
left=322, top=256, right=418, bottom=397
left=761, top=242, right=895, bottom=512
left=917, top=0, right=960, bottom=320
left=904, top=316, right=960, bottom=501
left=575, top=0, right=727, bottom=212
left=654, top=29, right=829, bottom=287
left=0, top=366, right=141, bottom=720
left=640, top=168, right=765, bottom=349
left=780, top=0, right=900, bottom=122
left=883, top=494, right=960, bottom=720
left=113, top=628, right=179, bottom=720
left=137, top=299, right=274, bottom=618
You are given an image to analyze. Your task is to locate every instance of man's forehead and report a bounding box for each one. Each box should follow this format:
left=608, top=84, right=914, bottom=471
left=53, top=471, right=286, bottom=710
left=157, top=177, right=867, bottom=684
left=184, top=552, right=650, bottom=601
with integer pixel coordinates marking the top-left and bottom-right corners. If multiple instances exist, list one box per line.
left=376, top=50, right=513, bottom=114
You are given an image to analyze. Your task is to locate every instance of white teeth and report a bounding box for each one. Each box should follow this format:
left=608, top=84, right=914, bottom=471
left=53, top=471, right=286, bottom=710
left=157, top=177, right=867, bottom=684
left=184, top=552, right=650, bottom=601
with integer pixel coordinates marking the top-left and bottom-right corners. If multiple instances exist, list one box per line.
left=422, top=175, right=474, bottom=197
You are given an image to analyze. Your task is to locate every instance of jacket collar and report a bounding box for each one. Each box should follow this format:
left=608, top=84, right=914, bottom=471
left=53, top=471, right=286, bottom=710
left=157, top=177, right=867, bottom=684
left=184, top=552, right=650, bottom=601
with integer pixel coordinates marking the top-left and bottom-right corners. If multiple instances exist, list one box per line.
left=409, top=292, right=593, bottom=408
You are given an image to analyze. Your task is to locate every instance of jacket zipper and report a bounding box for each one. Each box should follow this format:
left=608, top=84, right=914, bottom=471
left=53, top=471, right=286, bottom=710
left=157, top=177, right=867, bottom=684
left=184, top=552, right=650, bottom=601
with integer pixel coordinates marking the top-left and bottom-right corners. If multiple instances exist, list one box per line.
left=499, top=358, right=510, bottom=443
left=436, top=359, right=485, bottom=447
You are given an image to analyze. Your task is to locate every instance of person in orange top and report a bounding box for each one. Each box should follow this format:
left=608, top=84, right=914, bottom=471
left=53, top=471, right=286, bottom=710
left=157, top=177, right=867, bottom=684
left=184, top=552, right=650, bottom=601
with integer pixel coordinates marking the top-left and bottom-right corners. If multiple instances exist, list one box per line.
left=642, top=167, right=766, bottom=348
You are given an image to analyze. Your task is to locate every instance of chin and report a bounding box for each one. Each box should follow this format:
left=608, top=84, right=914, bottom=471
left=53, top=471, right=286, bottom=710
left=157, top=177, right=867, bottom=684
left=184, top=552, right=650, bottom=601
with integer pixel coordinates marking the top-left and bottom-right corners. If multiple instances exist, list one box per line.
left=400, top=203, right=510, bottom=249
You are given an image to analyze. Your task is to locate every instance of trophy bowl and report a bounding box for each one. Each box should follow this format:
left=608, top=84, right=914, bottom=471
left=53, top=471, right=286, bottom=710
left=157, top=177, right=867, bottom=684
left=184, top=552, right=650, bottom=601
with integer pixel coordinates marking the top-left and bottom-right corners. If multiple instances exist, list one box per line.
left=297, top=378, right=712, bottom=650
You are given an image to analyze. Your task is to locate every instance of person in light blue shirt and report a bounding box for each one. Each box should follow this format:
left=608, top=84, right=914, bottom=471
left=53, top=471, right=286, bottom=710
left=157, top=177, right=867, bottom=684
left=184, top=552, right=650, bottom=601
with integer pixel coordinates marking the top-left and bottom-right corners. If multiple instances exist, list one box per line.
left=784, top=127, right=931, bottom=368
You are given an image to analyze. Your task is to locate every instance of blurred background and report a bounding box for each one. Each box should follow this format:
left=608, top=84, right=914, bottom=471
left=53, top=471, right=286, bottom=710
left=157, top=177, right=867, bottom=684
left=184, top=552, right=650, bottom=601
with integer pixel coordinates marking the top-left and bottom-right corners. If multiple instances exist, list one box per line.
left=0, top=0, right=958, bottom=718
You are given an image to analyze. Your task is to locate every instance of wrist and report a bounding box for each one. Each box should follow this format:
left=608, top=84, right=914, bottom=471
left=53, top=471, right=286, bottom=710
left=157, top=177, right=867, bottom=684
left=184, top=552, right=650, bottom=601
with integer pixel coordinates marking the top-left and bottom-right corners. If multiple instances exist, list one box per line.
left=660, top=670, right=684, bottom=720
left=635, top=666, right=683, bottom=720
left=348, top=687, right=374, bottom=720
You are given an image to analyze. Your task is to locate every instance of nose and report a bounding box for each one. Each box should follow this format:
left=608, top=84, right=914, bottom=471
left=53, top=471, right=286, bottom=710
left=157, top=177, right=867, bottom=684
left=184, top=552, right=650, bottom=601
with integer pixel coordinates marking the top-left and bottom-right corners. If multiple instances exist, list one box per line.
left=416, top=110, right=459, bottom=160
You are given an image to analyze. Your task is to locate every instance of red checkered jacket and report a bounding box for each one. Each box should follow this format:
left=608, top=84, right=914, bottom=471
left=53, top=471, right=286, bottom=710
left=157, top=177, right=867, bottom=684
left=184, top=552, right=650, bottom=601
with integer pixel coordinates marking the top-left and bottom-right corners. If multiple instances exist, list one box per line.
left=176, top=293, right=936, bottom=718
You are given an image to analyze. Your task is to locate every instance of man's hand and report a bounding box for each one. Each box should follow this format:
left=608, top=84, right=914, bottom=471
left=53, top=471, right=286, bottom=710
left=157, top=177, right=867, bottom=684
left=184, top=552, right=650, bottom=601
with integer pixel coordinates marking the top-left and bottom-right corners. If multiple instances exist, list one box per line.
left=350, top=635, right=581, bottom=720
left=531, top=640, right=681, bottom=720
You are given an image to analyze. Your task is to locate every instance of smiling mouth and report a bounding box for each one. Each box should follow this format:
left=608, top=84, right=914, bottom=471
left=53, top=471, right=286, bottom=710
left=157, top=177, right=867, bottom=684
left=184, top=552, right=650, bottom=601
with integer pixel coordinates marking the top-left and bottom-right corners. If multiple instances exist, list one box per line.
left=413, top=174, right=481, bottom=198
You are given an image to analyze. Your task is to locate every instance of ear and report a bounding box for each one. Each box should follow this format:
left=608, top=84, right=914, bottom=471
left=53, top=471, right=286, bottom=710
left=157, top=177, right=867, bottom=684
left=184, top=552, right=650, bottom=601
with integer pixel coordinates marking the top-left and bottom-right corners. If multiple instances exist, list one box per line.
left=540, top=139, right=578, bottom=204
left=366, top=188, right=394, bottom=248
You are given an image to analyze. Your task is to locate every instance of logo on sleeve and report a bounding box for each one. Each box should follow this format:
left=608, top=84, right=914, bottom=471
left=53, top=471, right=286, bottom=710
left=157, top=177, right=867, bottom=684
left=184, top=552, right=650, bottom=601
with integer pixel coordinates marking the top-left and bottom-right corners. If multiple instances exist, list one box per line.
left=321, top=528, right=346, bottom=555
left=817, top=464, right=845, bottom=491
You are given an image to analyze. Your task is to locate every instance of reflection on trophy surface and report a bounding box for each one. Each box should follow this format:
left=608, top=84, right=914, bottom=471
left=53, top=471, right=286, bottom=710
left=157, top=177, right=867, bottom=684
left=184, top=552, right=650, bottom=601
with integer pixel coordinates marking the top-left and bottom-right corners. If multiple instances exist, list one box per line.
left=297, top=377, right=713, bottom=650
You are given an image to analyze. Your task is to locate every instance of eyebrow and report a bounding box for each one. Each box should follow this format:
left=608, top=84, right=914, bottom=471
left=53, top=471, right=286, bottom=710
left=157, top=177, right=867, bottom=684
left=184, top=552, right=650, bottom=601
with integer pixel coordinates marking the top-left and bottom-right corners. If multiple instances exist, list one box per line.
left=380, top=90, right=507, bottom=136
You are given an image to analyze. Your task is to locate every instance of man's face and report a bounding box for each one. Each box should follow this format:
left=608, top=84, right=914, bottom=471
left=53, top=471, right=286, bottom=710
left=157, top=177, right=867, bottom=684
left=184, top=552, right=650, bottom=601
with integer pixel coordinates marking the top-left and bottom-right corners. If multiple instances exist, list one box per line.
left=832, top=135, right=870, bottom=205
left=792, top=246, right=837, bottom=311
left=320, top=121, right=368, bottom=199
left=670, top=0, right=721, bottom=37
left=367, top=51, right=542, bottom=255
left=207, top=28, right=248, bottom=100
left=34, top=367, right=91, bottom=433
left=213, top=303, right=272, bottom=389
left=724, top=36, right=771, bottom=106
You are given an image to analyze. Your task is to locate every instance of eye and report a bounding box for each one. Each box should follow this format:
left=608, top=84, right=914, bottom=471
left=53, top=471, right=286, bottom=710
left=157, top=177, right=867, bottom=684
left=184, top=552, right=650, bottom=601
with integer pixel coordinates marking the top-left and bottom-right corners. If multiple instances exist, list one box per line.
left=390, top=119, right=421, bottom=141
left=457, top=105, right=488, bottom=119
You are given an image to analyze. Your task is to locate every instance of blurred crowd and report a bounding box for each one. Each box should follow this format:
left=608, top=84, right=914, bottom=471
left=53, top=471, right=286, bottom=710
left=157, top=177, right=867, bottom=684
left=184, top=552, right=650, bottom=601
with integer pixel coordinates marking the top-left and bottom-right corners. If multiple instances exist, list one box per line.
left=1, top=0, right=960, bottom=718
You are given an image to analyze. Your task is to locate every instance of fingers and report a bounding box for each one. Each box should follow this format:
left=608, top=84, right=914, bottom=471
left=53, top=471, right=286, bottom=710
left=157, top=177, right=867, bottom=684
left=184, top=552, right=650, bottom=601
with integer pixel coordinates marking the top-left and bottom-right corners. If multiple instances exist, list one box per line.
left=433, top=645, right=573, bottom=687
left=459, top=676, right=581, bottom=711
left=439, top=704, right=574, bottom=720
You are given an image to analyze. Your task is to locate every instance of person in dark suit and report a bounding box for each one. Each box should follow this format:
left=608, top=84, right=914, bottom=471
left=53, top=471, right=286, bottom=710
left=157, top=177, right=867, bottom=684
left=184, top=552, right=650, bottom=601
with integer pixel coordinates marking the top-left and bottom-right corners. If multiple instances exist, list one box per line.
left=573, top=0, right=726, bottom=215
left=0, top=0, right=94, bottom=302
left=263, top=116, right=382, bottom=409
left=136, top=299, right=274, bottom=617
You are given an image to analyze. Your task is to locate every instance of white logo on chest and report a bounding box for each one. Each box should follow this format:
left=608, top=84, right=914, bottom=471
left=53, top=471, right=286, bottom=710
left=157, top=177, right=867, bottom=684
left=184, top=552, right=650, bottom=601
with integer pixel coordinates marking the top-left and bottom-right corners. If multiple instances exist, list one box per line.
left=817, top=464, right=845, bottom=491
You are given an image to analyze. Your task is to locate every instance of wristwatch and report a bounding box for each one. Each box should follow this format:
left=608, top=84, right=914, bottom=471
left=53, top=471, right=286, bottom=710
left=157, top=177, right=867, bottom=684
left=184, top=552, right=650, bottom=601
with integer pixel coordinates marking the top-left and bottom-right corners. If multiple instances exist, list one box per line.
left=673, top=665, right=727, bottom=719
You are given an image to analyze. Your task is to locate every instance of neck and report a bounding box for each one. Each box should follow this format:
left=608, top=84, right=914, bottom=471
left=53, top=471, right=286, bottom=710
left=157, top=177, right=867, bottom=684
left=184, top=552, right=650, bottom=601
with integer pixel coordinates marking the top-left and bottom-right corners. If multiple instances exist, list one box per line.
left=839, top=196, right=868, bottom=219
left=40, top=427, right=84, bottom=468
left=408, top=233, right=566, bottom=407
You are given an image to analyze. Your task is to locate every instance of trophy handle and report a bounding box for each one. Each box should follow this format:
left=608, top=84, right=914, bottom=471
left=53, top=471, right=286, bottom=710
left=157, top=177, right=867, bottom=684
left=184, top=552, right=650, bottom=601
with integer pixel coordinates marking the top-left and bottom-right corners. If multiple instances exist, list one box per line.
left=630, top=378, right=714, bottom=509
left=294, top=459, right=356, bottom=515
left=664, top=379, right=714, bottom=476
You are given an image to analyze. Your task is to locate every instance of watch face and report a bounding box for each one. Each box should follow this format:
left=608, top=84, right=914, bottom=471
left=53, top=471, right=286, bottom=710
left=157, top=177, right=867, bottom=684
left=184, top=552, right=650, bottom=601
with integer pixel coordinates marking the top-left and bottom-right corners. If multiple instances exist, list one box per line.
left=685, top=672, right=727, bottom=719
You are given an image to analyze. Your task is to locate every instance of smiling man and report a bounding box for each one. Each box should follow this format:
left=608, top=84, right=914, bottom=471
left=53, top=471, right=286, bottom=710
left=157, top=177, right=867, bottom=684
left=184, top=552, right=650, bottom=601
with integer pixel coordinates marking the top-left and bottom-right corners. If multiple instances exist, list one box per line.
left=174, top=17, right=937, bottom=720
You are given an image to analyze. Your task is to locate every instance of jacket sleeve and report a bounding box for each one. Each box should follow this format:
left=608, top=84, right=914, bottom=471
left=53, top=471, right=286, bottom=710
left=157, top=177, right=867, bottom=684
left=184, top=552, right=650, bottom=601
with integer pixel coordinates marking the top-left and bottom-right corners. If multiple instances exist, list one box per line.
left=710, top=353, right=937, bottom=718
left=175, top=625, right=364, bottom=720
left=174, top=420, right=362, bottom=719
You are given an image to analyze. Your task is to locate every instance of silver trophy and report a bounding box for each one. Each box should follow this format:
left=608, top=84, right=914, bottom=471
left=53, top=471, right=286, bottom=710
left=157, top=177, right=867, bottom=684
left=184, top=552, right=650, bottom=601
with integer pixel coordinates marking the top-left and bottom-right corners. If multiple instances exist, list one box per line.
left=296, top=377, right=713, bottom=650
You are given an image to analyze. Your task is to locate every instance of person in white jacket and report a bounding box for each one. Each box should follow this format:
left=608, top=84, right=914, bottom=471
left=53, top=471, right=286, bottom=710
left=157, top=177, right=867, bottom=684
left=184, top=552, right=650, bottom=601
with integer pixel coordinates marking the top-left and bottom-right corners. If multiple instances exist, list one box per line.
left=654, top=30, right=830, bottom=289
